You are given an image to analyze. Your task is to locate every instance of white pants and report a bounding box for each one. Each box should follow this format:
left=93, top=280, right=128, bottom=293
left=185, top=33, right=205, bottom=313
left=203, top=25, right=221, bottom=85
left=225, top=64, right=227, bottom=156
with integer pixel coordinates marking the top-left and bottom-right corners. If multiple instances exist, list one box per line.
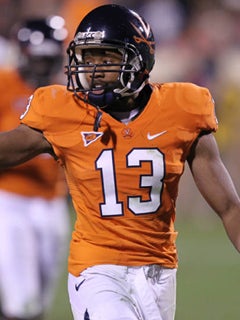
left=0, top=191, right=70, bottom=318
left=68, top=264, right=177, bottom=320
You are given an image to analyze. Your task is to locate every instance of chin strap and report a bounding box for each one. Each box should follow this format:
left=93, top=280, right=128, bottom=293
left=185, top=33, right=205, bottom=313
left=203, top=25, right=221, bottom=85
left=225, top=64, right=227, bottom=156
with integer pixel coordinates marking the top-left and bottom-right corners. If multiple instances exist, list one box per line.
left=88, top=91, right=121, bottom=108
left=89, top=91, right=121, bottom=131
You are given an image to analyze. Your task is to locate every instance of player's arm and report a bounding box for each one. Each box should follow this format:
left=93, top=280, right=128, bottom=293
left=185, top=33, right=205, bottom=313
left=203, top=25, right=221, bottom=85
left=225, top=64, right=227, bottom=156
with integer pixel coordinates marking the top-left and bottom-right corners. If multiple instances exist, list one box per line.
left=0, top=124, right=54, bottom=168
left=187, top=133, right=240, bottom=252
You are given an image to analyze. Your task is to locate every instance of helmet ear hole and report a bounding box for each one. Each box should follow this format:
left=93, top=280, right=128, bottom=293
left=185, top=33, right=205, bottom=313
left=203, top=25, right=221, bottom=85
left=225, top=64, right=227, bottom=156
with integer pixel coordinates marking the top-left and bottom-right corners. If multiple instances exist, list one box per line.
left=132, top=72, right=149, bottom=90
left=121, top=64, right=132, bottom=85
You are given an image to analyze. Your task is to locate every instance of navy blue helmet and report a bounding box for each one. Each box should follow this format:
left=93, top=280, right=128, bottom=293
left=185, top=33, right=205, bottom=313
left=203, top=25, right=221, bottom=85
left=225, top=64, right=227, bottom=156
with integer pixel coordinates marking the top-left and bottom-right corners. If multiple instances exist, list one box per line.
left=66, top=4, right=155, bottom=107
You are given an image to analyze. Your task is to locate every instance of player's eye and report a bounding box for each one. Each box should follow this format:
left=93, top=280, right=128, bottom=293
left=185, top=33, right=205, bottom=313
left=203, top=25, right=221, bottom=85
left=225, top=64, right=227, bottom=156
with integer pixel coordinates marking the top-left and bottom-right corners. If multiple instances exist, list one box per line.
left=85, top=60, right=94, bottom=65
left=103, top=59, right=113, bottom=65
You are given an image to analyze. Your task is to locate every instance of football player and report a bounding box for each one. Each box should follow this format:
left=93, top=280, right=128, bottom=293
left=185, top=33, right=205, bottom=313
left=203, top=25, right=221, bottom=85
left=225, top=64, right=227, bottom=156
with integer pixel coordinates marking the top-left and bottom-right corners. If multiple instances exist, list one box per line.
left=0, top=4, right=239, bottom=320
left=0, top=16, right=70, bottom=320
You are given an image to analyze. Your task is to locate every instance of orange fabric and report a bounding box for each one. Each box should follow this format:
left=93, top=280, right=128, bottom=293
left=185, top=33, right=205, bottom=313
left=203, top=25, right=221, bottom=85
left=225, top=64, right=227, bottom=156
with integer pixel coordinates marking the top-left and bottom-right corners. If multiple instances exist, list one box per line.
left=21, top=82, right=218, bottom=275
left=0, top=69, right=67, bottom=199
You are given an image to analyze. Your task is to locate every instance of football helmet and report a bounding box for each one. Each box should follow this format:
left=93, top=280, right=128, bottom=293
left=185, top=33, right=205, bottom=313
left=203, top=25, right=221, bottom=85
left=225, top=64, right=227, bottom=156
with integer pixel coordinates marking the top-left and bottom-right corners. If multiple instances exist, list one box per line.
left=15, top=16, right=68, bottom=84
left=66, top=4, right=155, bottom=108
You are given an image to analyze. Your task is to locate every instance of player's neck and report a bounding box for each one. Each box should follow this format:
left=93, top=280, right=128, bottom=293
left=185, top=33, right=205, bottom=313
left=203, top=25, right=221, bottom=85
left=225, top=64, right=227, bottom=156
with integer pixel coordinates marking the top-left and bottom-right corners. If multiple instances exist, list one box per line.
left=108, top=107, right=141, bottom=124
left=104, top=84, right=152, bottom=122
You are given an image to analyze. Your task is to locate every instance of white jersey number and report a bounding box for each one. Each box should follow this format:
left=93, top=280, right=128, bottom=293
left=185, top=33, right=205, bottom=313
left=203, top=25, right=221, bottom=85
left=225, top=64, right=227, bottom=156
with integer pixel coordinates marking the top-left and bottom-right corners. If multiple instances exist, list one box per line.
left=96, top=148, right=165, bottom=217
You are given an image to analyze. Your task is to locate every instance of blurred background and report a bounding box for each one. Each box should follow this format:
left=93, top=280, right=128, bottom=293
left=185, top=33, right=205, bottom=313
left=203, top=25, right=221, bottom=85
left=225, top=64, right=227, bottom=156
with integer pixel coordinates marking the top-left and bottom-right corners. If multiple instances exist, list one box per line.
left=0, top=0, right=239, bottom=319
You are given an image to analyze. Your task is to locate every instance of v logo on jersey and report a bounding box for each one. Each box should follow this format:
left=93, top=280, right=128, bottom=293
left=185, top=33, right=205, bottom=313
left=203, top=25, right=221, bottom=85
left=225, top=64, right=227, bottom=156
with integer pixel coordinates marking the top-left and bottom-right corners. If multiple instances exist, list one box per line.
left=147, top=130, right=167, bottom=140
left=81, top=131, right=103, bottom=146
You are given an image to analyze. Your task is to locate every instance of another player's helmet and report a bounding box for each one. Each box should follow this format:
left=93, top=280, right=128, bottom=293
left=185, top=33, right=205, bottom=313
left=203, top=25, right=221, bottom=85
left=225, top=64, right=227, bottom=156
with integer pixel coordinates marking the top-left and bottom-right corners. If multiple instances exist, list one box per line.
left=15, top=16, right=68, bottom=84
left=66, top=4, right=155, bottom=107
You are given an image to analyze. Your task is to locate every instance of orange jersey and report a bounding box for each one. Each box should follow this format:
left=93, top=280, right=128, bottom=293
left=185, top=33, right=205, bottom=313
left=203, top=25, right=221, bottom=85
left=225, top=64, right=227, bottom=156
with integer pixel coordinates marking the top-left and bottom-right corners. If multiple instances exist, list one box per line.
left=20, top=82, right=218, bottom=275
left=0, top=69, right=66, bottom=198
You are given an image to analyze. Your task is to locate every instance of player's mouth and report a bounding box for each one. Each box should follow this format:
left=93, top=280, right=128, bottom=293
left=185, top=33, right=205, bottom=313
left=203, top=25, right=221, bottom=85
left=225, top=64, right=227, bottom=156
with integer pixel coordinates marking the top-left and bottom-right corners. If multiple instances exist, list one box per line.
left=91, top=85, right=105, bottom=95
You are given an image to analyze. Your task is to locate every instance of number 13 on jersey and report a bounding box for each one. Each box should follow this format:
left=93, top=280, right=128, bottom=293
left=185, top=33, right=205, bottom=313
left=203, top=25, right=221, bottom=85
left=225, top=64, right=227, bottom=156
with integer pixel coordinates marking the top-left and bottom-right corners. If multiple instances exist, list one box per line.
left=95, top=148, right=165, bottom=217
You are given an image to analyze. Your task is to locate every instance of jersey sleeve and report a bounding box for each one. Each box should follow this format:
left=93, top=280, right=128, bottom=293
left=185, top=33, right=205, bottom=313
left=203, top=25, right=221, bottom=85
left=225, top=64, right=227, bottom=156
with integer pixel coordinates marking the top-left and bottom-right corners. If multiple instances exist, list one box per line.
left=20, top=87, right=48, bottom=131
left=20, top=85, right=67, bottom=132
left=176, top=82, right=218, bottom=133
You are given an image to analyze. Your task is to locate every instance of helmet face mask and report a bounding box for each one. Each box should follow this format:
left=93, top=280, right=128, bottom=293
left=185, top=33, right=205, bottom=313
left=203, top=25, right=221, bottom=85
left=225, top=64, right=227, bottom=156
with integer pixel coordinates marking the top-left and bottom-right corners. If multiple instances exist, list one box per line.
left=74, top=46, right=127, bottom=91
left=65, top=4, right=155, bottom=108
left=67, top=43, right=142, bottom=94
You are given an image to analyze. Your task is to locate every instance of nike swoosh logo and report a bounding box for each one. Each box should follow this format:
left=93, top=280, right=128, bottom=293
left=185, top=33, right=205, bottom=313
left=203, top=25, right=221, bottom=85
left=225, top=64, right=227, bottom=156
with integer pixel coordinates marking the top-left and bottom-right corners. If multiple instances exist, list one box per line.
left=147, top=130, right=167, bottom=140
left=75, top=279, right=86, bottom=291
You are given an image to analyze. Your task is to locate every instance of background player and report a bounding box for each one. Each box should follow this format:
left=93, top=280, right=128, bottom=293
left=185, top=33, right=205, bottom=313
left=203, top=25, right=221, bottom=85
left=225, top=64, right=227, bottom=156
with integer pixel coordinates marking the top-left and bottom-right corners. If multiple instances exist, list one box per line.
left=0, top=16, right=70, bottom=320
